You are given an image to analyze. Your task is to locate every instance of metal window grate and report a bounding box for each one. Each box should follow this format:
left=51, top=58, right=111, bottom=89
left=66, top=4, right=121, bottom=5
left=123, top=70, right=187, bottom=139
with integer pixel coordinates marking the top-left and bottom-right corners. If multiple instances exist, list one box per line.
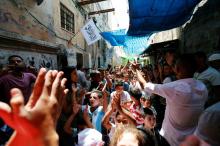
left=60, top=3, right=75, bottom=33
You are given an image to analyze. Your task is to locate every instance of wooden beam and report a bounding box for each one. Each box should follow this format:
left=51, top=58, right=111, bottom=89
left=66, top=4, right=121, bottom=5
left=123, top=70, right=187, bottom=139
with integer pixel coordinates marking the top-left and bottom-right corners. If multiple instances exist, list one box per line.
left=79, top=0, right=108, bottom=6
left=88, top=8, right=115, bottom=15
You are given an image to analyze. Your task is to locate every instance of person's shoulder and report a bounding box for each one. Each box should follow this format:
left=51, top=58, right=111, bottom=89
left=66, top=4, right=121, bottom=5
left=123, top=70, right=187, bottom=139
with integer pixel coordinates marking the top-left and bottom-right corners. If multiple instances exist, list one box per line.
left=0, top=73, right=13, bottom=80
left=110, top=91, right=116, bottom=96
left=209, top=67, right=220, bottom=75
left=193, top=79, right=208, bottom=93
left=24, top=72, right=36, bottom=80
left=123, top=90, right=129, bottom=95
left=202, top=67, right=219, bottom=76
left=173, top=79, right=195, bottom=92
left=24, top=72, right=36, bottom=77
left=77, top=70, right=85, bottom=75
left=162, top=77, right=172, bottom=84
left=97, top=106, right=104, bottom=112
left=205, top=101, right=220, bottom=112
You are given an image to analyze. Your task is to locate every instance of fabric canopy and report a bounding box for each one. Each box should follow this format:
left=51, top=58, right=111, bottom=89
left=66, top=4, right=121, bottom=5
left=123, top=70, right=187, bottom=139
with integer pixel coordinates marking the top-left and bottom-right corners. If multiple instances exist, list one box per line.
left=100, top=29, right=126, bottom=46
left=127, top=0, right=201, bottom=35
left=101, top=29, right=152, bottom=56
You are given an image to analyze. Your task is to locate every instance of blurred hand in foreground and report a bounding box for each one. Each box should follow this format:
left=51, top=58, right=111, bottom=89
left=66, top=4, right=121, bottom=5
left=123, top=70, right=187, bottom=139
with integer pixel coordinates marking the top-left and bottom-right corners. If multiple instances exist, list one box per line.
left=0, top=68, right=68, bottom=146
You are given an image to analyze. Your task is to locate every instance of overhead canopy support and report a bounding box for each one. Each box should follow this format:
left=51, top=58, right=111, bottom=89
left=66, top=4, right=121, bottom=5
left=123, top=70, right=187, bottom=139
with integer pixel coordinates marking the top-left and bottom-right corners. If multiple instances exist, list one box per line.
left=89, top=8, right=115, bottom=15
left=78, top=0, right=108, bottom=5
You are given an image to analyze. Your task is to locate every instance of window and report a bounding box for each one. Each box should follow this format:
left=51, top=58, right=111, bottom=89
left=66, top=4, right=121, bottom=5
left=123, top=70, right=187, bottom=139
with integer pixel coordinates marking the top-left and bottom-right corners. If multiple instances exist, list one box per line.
left=60, top=3, right=75, bottom=33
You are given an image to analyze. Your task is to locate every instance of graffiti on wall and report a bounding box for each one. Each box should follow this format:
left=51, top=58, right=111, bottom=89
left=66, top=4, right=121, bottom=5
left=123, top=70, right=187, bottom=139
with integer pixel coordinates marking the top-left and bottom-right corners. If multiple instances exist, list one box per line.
left=39, top=54, right=54, bottom=69
left=0, top=9, right=32, bottom=29
left=0, top=10, right=20, bottom=26
left=0, top=7, right=52, bottom=41
left=0, top=49, right=57, bottom=70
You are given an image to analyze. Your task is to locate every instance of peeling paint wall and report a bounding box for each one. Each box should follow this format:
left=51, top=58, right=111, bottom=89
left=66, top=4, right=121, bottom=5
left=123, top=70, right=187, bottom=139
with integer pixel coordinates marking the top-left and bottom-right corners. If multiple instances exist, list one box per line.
left=0, top=0, right=112, bottom=69
left=0, top=0, right=56, bottom=42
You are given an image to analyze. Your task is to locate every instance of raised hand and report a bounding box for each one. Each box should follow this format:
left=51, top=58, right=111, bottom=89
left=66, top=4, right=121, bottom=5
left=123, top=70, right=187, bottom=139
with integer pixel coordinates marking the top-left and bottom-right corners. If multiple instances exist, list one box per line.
left=82, top=105, right=93, bottom=128
left=112, top=93, right=120, bottom=110
left=71, top=83, right=78, bottom=94
left=0, top=68, right=68, bottom=146
left=72, top=103, right=81, bottom=115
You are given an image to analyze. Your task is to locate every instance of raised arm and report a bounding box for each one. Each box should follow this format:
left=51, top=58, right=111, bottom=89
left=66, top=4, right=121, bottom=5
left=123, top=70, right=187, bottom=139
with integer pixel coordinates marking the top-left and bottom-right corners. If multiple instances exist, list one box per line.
left=82, top=105, right=93, bottom=128
left=136, top=69, right=174, bottom=99
left=113, top=94, right=135, bottom=125
left=102, top=102, right=115, bottom=130
left=0, top=68, right=68, bottom=146
left=102, top=82, right=109, bottom=113
left=63, top=103, right=81, bottom=134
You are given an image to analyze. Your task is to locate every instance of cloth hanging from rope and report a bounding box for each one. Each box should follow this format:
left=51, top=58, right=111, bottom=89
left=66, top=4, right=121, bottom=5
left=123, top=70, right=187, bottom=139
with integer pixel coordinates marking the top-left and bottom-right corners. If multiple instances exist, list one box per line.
left=123, top=35, right=151, bottom=56
left=101, top=29, right=152, bottom=56
left=101, top=29, right=126, bottom=46
left=127, top=0, right=201, bottom=35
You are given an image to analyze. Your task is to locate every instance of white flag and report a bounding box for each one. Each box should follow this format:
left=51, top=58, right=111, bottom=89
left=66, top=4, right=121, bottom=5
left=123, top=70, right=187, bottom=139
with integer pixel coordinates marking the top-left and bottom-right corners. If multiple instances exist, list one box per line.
left=81, top=19, right=101, bottom=45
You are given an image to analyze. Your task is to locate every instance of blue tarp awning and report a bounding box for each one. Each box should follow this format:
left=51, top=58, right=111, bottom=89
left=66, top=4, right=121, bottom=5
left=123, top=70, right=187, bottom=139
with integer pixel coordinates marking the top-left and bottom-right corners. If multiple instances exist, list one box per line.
left=100, top=29, right=126, bottom=46
left=101, top=0, right=202, bottom=56
left=127, top=0, right=201, bottom=35
left=101, top=30, right=152, bottom=56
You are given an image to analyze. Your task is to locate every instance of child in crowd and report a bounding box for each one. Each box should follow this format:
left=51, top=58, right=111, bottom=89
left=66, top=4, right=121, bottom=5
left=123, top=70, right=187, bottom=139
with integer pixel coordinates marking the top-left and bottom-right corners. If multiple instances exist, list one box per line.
left=110, top=80, right=132, bottom=109
left=128, top=87, right=145, bottom=125
left=140, top=92, right=157, bottom=115
left=141, top=108, right=170, bottom=146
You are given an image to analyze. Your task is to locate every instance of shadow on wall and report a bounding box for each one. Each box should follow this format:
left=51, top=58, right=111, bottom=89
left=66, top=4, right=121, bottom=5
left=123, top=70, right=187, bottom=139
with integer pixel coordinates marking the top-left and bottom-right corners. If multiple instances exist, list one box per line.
left=182, top=0, right=220, bottom=53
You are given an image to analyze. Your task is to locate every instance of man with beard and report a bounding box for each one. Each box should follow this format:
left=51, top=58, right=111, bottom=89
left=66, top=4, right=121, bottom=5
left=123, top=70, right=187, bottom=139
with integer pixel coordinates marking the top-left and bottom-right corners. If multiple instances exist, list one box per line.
left=0, top=55, right=36, bottom=104
left=0, top=55, right=36, bottom=145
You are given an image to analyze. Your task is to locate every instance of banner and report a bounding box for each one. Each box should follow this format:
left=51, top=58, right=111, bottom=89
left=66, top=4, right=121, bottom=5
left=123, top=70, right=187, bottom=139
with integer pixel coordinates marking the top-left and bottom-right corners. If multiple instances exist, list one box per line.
left=81, top=19, right=101, bottom=45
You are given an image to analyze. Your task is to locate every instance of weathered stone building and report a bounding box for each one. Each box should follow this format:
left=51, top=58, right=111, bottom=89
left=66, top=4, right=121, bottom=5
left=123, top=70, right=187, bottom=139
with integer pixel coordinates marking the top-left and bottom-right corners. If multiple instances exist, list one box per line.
left=0, top=0, right=112, bottom=70
left=181, top=0, right=220, bottom=54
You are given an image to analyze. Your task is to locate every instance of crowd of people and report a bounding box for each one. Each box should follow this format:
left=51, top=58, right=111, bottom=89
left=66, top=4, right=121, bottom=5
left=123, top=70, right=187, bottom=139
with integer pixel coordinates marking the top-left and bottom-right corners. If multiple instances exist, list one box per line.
left=0, top=51, right=220, bottom=146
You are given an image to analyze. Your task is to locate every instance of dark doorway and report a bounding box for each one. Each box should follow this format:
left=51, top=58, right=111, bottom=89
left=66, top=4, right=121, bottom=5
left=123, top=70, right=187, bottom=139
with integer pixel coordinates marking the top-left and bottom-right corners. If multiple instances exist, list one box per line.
left=76, top=53, right=83, bottom=68
left=98, top=57, right=101, bottom=68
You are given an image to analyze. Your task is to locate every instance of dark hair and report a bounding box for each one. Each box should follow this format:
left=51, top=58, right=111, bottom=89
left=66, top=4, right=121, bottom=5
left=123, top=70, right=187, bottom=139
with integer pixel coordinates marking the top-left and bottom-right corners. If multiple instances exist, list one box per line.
left=143, top=108, right=154, bottom=116
left=115, top=111, right=121, bottom=118
left=76, top=63, right=82, bottom=70
left=62, top=66, right=76, bottom=91
left=114, top=80, right=124, bottom=88
left=165, top=49, right=176, bottom=54
left=8, top=55, right=23, bottom=61
left=137, top=128, right=155, bottom=146
left=91, top=89, right=103, bottom=98
left=129, top=87, right=142, bottom=100
left=175, top=54, right=196, bottom=77
left=194, top=51, right=207, bottom=61
left=90, top=70, right=100, bottom=78
left=98, top=68, right=105, bottom=71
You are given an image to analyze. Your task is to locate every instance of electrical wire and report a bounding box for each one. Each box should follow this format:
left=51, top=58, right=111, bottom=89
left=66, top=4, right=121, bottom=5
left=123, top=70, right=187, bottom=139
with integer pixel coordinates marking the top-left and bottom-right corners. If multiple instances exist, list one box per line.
left=12, top=0, right=88, bottom=42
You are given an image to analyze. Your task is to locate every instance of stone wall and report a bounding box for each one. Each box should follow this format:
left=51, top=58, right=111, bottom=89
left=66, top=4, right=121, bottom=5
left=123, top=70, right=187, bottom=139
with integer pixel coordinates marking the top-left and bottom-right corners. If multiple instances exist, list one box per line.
left=0, top=0, right=56, bottom=42
left=181, top=0, right=220, bottom=54
left=0, top=49, right=57, bottom=70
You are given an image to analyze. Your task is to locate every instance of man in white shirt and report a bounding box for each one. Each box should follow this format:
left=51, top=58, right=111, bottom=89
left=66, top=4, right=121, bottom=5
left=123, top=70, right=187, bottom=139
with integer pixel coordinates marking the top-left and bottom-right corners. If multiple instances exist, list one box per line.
left=194, top=51, right=220, bottom=107
left=208, top=52, right=220, bottom=71
left=136, top=54, right=208, bottom=146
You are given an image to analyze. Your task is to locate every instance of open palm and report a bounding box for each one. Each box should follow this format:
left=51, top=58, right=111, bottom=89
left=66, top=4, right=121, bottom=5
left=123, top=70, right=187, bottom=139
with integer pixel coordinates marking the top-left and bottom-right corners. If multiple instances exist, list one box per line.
left=0, top=68, right=68, bottom=146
